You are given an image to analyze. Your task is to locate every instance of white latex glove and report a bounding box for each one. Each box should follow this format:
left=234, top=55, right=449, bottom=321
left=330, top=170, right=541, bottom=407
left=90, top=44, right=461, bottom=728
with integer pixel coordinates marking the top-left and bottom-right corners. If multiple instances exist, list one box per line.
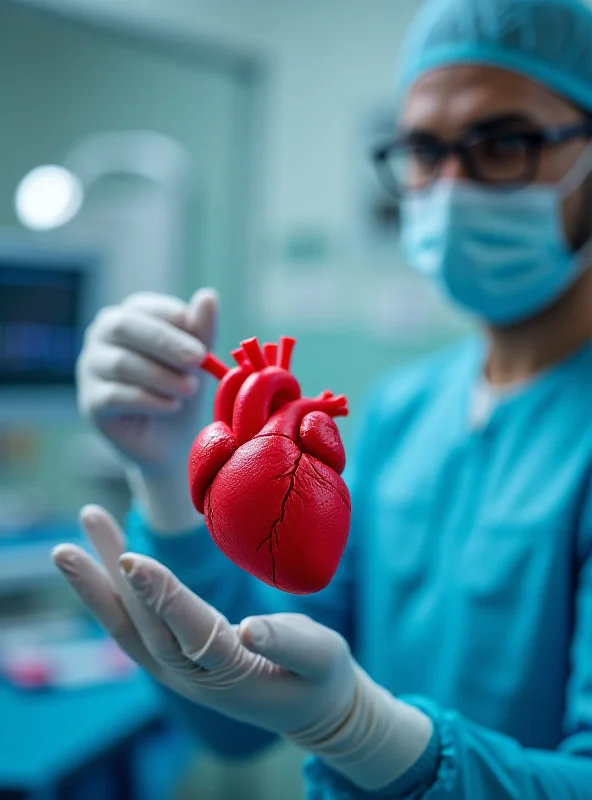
left=53, top=505, right=433, bottom=793
left=76, top=289, right=218, bottom=532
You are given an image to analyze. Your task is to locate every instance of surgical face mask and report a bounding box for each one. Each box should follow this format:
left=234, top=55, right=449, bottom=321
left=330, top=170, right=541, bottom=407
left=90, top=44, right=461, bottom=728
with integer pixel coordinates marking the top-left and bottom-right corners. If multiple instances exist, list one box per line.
left=399, top=145, right=592, bottom=325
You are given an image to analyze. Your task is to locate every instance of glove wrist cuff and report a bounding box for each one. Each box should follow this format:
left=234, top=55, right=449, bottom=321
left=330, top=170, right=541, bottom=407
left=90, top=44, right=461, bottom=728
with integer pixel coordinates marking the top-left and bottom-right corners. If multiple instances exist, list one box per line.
left=127, top=464, right=202, bottom=535
left=289, top=665, right=433, bottom=792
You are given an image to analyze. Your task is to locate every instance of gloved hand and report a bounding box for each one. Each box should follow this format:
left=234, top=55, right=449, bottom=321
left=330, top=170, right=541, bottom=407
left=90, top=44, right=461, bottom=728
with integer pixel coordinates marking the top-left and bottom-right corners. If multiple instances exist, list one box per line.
left=76, top=289, right=218, bottom=531
left=53, top=505, right=433, bottom=793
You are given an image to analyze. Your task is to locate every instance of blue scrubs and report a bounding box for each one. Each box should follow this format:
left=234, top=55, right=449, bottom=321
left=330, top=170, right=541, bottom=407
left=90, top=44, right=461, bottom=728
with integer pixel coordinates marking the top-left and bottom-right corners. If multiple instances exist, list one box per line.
left=127, top=337, right=592, bottom=798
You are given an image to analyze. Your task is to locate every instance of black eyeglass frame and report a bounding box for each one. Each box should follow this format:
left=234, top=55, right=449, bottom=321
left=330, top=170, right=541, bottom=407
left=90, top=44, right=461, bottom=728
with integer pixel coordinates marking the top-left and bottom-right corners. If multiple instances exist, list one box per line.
left=371, top=119, right=592, bottom=197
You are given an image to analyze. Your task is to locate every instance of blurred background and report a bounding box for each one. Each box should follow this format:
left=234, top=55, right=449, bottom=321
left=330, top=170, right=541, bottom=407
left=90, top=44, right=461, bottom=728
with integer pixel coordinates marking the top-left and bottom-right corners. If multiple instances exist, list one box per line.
left=0, top=0, right=471, bottom=798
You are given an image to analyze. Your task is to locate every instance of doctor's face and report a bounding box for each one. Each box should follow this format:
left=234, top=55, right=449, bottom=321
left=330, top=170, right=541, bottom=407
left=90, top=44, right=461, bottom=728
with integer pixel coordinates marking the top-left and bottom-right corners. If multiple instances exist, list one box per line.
left=400, top=64, right=592, bottom=250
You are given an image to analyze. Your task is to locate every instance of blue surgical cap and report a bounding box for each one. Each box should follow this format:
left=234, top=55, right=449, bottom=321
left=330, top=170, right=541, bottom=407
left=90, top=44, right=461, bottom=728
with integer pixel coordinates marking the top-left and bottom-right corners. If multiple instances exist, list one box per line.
left=397, top=0, right=592, bottom=111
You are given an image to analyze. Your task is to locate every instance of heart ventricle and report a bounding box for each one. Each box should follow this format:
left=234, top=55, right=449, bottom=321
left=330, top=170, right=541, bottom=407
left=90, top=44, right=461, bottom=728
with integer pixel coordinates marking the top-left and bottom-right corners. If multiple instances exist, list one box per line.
left=204, top=434, right=351, bottom=594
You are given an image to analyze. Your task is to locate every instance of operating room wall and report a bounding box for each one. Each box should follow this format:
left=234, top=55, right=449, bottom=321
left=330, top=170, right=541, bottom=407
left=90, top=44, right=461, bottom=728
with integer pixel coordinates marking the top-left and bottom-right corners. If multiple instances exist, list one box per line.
left=17, top=0, right=423, bottom=235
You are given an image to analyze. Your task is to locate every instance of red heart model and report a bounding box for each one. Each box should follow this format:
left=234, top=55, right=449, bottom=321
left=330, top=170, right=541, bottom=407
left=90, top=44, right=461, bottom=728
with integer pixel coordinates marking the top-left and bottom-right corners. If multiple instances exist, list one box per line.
left=188, top=335, right=351, bottom=594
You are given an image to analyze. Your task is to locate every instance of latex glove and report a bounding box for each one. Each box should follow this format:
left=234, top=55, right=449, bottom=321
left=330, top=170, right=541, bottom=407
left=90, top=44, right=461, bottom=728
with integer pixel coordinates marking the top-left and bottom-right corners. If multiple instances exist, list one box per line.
left=77, top=289, right=218, bottom=531
left=53, top=505, right=433, bottom=793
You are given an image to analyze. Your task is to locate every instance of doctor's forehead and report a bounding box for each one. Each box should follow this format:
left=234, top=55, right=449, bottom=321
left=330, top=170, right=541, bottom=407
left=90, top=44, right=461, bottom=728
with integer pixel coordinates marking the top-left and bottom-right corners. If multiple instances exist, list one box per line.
left=400, top=63, right=583, bottom=136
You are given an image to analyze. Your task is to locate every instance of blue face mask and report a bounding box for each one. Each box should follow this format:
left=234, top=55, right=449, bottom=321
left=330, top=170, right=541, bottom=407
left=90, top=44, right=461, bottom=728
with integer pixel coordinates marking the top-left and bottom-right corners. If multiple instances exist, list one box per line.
left=399, top=147, right=592, bottom=325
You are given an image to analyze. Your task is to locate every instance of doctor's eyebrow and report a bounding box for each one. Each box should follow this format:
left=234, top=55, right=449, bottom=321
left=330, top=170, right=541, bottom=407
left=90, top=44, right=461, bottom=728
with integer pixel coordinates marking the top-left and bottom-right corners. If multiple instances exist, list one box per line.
left=399, top=112, right=541, bottom=142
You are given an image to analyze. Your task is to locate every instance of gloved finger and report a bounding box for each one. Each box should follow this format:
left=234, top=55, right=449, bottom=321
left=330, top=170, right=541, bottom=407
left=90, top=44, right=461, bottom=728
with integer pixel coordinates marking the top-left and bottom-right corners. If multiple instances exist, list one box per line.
left=123, top=292, right=193, bottom=330
left=80, top=506, right=182, bottom=664
left=239, top=613, right=349, bottom=679
left=90, top=343, right=199, bottom=399
left=51, top=543, right=161, bottom=676
left=81, top=380, right=181, bottom=417
left=125, top=290, right=218, bottom=357
left=119, top=552, right=236, bottom=671
left=95, top=308, right=206, bottom=372
left=187, top=288, right=219, bottom=351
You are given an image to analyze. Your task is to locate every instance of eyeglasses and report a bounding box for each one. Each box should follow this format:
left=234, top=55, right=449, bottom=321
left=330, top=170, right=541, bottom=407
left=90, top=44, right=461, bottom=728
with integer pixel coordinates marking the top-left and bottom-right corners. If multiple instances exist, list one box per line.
left=372, top=119, right=592, bottom=196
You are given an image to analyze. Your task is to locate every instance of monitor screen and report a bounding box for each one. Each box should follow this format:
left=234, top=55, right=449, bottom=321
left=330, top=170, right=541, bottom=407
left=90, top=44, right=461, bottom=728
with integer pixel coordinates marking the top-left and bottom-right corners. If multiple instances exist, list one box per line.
left=0, top=243, right=99, bottom=422
left=0, top=262, right=84, bottom=386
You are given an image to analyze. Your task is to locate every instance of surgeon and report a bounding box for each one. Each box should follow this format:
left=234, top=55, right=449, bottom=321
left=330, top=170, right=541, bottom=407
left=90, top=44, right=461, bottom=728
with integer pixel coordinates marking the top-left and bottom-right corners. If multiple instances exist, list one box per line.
left=53, top=0, right=592, bottom=796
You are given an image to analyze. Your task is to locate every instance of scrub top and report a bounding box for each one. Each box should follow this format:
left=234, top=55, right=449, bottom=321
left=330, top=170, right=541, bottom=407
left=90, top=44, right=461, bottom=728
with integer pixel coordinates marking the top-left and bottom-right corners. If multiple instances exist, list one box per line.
left=127, top=337, right=592, bottom=799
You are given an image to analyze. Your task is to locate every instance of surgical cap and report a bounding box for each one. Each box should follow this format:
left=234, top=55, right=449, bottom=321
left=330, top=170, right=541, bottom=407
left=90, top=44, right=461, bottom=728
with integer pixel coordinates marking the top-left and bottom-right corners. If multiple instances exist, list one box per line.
left=397, top=0, right=592, bottom=111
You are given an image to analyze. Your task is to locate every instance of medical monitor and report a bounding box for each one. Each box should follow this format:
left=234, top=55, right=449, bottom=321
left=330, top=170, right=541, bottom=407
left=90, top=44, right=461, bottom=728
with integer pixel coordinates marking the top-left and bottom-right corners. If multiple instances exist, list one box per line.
left=0, top=240, right=100, bottom=424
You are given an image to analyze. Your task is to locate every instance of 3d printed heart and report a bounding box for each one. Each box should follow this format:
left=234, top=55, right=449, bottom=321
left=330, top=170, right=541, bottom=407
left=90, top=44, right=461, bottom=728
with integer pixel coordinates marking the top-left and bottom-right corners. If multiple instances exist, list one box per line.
left=188, top=336, right=351, bottom=594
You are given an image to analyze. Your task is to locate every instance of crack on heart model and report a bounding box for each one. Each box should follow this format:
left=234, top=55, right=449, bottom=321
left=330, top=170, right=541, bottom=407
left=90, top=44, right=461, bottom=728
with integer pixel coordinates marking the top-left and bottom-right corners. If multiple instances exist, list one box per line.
left=188, top=336, right=352, bottom=594
left=256, top=450, right=304, bottom=585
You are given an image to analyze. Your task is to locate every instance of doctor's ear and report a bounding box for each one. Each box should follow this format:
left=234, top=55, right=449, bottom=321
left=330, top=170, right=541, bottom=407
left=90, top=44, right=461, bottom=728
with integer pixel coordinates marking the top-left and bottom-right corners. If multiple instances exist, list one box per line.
left=561, top=157, right=592, bottom=253
left=570, top=171, right=592, bottom=252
